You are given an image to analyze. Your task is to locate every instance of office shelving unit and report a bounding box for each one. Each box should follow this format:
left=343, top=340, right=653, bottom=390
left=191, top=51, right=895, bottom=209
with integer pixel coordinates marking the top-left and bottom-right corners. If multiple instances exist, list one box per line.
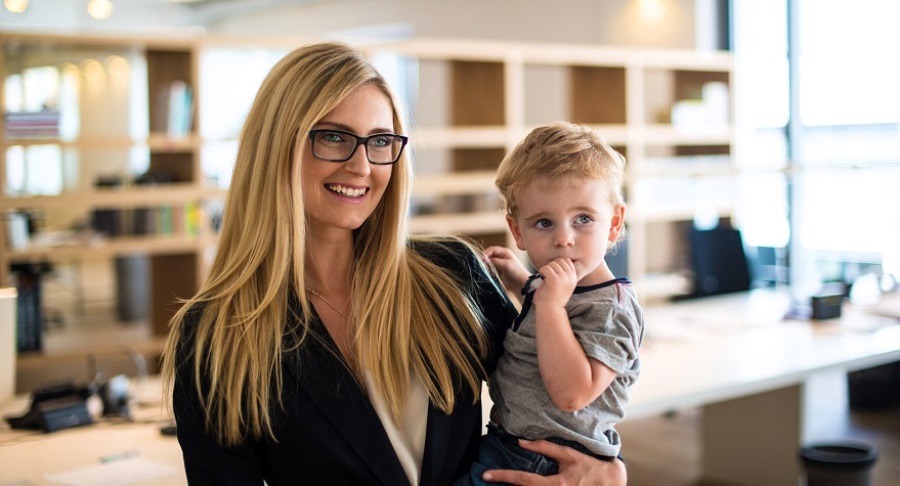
left=1, top=34, right=734, bottom=343
left=368, top=38, right=735, bottom=300
left=0, top=33, right=217, bottom=335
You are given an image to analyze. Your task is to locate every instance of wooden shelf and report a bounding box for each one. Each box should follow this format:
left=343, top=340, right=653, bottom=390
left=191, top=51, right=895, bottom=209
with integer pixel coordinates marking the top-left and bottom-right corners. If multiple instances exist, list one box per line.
left=0, top=185, right=224, bottom=210
left=410, top=211, right=506, bottom=235
left=6, top=234, right=208, bottom=263
left=628, top=202, right=736, bottom=223
left=413, top=171, right=497, bottom=197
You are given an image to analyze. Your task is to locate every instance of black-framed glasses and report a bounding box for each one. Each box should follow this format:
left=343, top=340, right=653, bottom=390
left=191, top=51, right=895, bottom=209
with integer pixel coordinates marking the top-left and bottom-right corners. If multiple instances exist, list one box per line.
left=308, top=129, right=408, bottom=165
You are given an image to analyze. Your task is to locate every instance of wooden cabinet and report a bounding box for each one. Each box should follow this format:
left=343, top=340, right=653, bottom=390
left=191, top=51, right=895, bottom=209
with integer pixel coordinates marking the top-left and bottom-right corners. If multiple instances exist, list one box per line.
left=365, top=39, right=734, bottom=301
left=0, top=33, right=219, bottom=335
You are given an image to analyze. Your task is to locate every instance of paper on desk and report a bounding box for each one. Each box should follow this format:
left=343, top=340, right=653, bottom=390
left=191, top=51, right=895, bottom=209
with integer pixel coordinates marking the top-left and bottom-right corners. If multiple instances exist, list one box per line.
left=43, top=457, right=176, bottom=486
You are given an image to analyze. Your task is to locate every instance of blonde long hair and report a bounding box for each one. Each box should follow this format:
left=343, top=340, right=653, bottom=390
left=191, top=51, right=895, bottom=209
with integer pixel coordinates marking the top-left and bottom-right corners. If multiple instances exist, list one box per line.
left=162, top=42, right=490, bottom=445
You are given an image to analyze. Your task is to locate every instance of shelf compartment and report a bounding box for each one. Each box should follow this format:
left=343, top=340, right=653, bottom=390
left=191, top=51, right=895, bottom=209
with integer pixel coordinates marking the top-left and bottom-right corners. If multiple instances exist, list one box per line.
left=570, top=65, right=627, bottom=125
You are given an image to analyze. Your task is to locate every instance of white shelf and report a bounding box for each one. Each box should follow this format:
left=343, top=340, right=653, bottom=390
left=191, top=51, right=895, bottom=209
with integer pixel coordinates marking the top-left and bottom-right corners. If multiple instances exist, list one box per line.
left=411, top=210, right=506, bottom=235
left=0, top=185, right=225, bottom=210
left=413, top=171, right=497, bottom=197
left=6, top=234, right=208, bottom=263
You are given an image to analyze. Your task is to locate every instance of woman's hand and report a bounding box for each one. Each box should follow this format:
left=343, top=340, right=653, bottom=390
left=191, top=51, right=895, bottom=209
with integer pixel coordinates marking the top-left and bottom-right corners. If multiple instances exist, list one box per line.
left=483, top=439, right=627, bottom=486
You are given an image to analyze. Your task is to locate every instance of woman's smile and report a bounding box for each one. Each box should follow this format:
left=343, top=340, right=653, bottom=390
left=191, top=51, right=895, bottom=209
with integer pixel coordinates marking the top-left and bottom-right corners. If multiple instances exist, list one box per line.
left=325, top=183, right=369, bottom=199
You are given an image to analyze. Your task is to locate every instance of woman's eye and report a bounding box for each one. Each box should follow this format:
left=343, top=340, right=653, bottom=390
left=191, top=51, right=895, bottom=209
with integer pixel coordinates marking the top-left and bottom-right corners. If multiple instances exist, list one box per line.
left=369, top=135, right=391, bottom=147
left=321, top=131, right=347, bottom=144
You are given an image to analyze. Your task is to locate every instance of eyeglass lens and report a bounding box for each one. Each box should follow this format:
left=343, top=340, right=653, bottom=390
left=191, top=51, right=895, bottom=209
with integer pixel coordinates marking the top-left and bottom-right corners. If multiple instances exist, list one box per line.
left=311, top=129, right=405, bottom=164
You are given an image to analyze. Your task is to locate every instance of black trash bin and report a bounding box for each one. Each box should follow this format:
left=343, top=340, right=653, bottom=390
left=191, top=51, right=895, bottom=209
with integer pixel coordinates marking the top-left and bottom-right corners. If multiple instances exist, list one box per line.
left=799, top=441, right=878, bottom=486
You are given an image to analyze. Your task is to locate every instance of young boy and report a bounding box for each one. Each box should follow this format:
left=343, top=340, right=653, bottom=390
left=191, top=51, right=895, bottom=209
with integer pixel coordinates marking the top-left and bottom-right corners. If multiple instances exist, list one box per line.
left=458, top=121, right=644, bottom=484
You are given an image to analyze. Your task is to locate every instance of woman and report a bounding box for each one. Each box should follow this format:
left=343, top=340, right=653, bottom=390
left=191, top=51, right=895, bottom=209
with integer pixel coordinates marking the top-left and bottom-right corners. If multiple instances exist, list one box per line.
left=162, top=41, right=626, bottom=485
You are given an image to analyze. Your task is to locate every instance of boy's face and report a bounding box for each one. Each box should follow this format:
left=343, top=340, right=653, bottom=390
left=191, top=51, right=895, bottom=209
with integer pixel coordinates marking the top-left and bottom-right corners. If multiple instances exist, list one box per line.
left=507, top=177, right=625, bottom=286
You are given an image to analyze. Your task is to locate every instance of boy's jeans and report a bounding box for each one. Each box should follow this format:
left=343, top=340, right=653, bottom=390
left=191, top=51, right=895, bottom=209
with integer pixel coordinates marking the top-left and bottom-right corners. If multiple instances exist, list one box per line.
left=453, top=423, right=612, bottom=486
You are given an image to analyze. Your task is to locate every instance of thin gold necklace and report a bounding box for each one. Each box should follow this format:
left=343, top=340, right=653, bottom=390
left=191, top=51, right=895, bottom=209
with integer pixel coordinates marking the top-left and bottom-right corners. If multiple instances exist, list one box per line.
left=307, top=287, right=350, bottom=321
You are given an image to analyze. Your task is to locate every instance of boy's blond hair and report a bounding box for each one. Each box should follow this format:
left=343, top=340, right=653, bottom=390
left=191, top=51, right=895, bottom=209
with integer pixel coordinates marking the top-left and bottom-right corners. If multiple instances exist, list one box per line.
left=496, top=121, right=626, bottom=220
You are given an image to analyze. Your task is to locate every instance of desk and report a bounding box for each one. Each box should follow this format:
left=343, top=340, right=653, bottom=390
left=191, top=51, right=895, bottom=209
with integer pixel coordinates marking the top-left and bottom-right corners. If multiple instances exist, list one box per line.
left=0, top=379, right=186, bottom=486
left=627, top=289, right=900, bottom=485
left=2, top=290, right=898, bottom=485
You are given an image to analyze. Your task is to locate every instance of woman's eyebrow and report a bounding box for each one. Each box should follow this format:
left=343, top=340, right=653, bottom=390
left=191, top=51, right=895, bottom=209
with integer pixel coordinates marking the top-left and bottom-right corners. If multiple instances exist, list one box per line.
left=314, top=121, right=395, bottom=135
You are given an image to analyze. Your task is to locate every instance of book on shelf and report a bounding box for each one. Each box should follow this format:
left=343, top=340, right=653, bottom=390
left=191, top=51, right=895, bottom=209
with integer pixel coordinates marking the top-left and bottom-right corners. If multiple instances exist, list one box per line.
left=167, top=80, right=193, bottom=138
left=3, top=110, right=61, bottom=138
left=92, top=203, right=201, bottom=238
left=152, top=80, right=194, bottom=138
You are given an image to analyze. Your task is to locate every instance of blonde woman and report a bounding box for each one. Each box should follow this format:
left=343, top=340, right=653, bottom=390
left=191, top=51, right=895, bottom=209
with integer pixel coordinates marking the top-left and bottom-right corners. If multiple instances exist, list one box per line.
left=162, top=42, right=626, bottom=485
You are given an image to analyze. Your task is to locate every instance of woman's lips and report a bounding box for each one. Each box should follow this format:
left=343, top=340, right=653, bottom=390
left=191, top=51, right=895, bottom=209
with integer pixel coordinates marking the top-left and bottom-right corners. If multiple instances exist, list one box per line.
left=326, top=183, right=368, bottom=198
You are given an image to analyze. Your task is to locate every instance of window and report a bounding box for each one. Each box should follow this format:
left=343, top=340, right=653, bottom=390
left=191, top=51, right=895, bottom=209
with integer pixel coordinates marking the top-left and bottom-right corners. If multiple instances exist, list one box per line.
left=733, top=0, right=900, bottom=290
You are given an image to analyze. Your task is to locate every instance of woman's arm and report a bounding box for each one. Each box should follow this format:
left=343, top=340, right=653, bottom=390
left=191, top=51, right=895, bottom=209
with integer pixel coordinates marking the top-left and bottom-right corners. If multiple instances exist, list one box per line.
left=483, top=439, right=627, bottom=486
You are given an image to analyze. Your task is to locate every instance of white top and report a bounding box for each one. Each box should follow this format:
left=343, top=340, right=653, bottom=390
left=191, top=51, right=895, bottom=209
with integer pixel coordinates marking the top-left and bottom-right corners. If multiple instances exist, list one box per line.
left=365, top=370, right=429, bottom=485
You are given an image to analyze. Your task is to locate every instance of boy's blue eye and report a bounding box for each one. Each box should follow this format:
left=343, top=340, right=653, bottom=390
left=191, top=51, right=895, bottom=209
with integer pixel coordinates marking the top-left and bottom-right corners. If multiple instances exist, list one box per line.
left=535, top=219, right=552, bottom=228
left=575, top=215, right=593, bottom=225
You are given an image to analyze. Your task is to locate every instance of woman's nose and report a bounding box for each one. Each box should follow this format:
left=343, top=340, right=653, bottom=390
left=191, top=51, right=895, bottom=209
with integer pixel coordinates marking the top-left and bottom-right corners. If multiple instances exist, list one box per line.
left=343, top=147, right=371, bottom=176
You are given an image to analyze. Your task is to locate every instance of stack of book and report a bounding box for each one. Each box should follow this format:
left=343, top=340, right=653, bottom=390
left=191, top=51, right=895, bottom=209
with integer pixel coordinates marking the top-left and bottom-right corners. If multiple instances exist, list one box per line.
left=4, top=110, right=60, bottom=138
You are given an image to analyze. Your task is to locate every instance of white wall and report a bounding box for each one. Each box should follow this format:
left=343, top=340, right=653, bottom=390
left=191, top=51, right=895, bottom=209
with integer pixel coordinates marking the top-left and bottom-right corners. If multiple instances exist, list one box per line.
left=0, top=0, right=199, bottom=35
left=1, top=0, right=703, bottom=50
left=213, top=0, right=697, bottom=48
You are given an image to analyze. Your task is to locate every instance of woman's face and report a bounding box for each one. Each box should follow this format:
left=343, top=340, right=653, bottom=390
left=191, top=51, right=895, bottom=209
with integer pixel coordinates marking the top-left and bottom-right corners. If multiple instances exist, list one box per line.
left=300, top=84, right=395, bottom=234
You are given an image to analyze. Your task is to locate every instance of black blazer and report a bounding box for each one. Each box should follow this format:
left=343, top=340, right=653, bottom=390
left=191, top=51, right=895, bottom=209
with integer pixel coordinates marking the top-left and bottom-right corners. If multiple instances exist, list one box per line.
left=173, top=240, right=517, bottom=485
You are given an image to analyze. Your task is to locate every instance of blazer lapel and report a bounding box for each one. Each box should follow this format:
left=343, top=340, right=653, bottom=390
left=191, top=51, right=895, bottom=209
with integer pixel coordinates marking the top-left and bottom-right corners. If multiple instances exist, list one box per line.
left=420, top=404, right=454, bottom=485
left=294, top=319, right=410, bottom=485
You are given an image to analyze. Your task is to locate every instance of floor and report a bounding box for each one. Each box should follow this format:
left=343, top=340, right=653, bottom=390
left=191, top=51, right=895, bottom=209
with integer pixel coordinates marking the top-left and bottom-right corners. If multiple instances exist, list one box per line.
left=618, top=391, right=900, bottom=485
left=18, top=301, right=900, bottom=485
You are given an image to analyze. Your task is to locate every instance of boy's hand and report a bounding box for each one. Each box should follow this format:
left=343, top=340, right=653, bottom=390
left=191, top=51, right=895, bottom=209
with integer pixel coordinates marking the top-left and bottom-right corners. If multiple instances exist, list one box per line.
left=484, top=246, right=530, bottom=293
left=533, top=258, right=577, bottom=309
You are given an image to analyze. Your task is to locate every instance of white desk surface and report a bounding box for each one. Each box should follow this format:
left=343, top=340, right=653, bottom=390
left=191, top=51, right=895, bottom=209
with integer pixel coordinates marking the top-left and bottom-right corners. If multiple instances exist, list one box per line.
left=627, top=288, right=900, bottom=418
left=0, top=379, right=186, bottom=486
left=2, top=289, right=898, bottom=485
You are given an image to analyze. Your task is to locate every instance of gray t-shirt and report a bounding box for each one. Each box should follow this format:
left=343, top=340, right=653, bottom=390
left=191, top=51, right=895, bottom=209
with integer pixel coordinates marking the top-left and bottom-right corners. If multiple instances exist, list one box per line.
left=488, top=277, right=644, bottom=457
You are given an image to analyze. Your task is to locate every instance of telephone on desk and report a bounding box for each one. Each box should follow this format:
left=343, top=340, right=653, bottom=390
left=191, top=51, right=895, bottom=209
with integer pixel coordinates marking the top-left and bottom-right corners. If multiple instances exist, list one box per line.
left=5, top=380, right=95, bottom=433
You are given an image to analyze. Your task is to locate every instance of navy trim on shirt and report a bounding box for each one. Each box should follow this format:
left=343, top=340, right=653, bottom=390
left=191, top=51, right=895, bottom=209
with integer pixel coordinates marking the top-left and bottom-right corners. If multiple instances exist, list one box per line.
left=512, top=276, right=632, bottom=332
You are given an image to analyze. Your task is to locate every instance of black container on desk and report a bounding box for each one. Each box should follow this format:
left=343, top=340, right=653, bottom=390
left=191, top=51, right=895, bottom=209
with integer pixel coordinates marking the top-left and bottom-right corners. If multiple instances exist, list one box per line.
left=10, top=262, right=49, bottom=352
left=799, top=441, right=878, bottom=486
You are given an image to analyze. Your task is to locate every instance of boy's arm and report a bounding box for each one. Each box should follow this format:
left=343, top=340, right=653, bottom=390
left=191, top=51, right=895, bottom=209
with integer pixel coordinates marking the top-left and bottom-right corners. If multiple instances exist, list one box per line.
left=535, top=305, right=617, bottom=412
left=533, top=259, right=617, bottom=412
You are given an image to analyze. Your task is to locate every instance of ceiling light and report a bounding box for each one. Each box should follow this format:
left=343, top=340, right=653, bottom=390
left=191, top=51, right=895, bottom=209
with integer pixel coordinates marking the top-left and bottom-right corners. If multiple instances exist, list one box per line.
left=87, top=0, right=113, bottom=20
left=4, top=0, right=28, bottom=13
